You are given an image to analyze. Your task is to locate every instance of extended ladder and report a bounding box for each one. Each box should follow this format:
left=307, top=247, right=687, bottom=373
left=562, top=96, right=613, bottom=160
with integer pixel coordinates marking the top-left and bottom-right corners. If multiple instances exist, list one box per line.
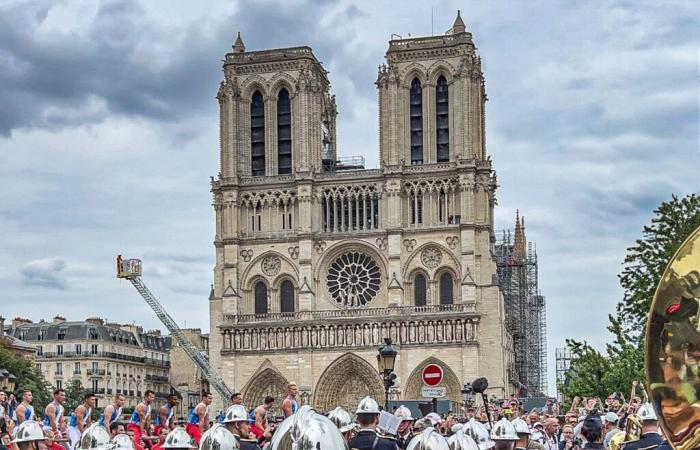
left=116, top=256, right=233, bottom=401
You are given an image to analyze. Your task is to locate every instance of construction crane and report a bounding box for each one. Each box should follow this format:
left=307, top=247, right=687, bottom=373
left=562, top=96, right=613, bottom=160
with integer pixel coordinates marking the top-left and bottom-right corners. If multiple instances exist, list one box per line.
left=116, top=255, right=234, bottom=401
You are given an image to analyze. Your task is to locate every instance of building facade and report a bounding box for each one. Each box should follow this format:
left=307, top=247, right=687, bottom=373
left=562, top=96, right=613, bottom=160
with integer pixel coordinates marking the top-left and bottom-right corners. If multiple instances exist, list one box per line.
left=7, top=316, right=171, bottom=408
left=168, top=328, right=210, bottom=417
left=209, top=12, right=515, bottom=412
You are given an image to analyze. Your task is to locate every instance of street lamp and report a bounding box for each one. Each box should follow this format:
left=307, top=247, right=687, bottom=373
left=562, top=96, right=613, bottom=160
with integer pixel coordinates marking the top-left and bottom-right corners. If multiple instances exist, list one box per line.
left=461, top=383, right=475, bottom=409
left=377, top=338, right=398, bottom=411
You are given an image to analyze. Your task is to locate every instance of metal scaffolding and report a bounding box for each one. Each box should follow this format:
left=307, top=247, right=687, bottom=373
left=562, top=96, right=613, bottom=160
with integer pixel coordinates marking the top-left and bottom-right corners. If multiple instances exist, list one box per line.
left=495, top=212, right=548, bottom=398
left=555, top=347, right=573, bottom=398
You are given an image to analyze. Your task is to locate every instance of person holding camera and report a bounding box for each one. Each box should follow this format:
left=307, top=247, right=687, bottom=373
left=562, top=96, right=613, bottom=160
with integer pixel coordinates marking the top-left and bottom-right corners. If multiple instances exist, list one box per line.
left=557, top=425, right=580, bottom=450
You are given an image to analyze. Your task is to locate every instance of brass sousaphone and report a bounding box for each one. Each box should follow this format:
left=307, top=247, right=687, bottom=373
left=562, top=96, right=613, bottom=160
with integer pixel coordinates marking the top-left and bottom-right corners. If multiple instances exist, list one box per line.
left=645, top=225, right=700, bottom=450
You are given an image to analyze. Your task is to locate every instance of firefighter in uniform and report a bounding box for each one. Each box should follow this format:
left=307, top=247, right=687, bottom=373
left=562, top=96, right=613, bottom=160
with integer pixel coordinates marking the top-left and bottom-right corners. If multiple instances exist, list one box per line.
left=328, top=406, right=356, bottom=443
left=394, top=406, right=415, bottom=450
left=348, top=396, right=398, bottom=450
left=222, top=405, right=261, bottom=450
left=491, top=418, right=519, bottom=450
left=622, top=404, right=670, bottom=450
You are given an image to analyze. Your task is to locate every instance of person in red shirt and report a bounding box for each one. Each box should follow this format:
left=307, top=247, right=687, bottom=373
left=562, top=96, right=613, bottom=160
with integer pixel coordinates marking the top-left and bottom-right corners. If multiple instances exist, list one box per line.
left=151, top=426, right=170, bottom=450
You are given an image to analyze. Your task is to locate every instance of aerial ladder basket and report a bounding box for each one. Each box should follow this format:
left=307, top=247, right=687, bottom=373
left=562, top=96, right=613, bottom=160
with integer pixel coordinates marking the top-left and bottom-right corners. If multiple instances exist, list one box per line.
left=115, top=255, right=234, bottom=401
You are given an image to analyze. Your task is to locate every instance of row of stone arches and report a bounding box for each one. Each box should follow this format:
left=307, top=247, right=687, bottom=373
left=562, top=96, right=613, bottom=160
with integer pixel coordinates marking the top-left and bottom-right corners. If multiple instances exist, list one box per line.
left=240, top=353, right=462, bottom=413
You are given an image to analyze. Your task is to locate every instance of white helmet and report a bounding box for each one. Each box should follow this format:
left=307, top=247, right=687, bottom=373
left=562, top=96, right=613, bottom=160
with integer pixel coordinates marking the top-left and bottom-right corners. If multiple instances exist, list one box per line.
left=162, top=427, right=196, bottom=449
left=112, top=434, right=135, bottom=450
left=510, top=418, right=530, bottom=435
left=491, top=418, right=518, bottom=441
left=451, top=423, right=464, bottom=434
left=11, top=420, right=45, bottom=443
left=80, top=424, right=112, bottom=450
left=425, top=413, right=442, bottom=426
left=407, top=427, right=450, bottom=450
left=328, top=407, right=355, bottom=434
left=638, top=403, right=658, bottom=421
left=355, top=396, right=381, bottom=414
left=395, top=405, right=414, bottom=421
left=199, top=424, right=239, bottom=450
left=269, top=405, right=346, bottom=450
left=223, top=405, right=248, bottom=423
left=448, top=431, right=480, bottom=450
left=469, top=419, right=495, bottom=450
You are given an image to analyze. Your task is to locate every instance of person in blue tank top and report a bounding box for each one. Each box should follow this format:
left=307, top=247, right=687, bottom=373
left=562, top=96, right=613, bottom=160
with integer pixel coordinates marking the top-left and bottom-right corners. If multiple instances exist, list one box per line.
left=154, top=393, right=180, bottom=435
left=43, top=388, right=66, bottom=438
left=282, top=382, right=298, bottom=418
left=98, top=393, right=125, bottom=429
left=13, top=390, right=35, bottom=424
left=67, top=392, right=96, bottom=447
left=185, top=391, right=213, bottom=445
left=127, top=390, right=156, bottom=449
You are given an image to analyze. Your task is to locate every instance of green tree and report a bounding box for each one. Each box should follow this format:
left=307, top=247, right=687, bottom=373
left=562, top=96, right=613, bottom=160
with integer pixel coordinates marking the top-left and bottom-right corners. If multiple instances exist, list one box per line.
left=0, top=346, right=52, bottom=407
left=64, top=378, right=87, bottom=412
left=560, top=194, right=700, bottom=402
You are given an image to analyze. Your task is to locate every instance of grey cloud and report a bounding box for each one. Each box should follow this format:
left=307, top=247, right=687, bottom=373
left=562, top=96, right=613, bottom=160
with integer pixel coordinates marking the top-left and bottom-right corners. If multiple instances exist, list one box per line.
left=21, top=257, right=68, bottom=289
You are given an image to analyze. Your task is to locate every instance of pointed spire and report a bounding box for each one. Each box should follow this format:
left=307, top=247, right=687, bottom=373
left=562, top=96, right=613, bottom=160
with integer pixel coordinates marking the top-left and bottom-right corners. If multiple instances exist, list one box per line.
left=512, top=210, right=526, bottom=261
left=233, top=32, right=245, bottom=53
left=452, top=10, right=466, bottom=34
left=208, top=284, right=215, bottom=300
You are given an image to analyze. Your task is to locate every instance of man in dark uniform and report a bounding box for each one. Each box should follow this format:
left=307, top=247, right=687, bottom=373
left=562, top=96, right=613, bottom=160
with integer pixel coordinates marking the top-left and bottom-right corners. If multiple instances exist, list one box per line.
left=348, top=396, right=397, bottom=450
left=579, top=413, right=603, bottom=450
left=393, top=406, right=414, bottom=450
left=623, top=404, right=668, bottom=450
left=222, top=405, right=261, bottom=450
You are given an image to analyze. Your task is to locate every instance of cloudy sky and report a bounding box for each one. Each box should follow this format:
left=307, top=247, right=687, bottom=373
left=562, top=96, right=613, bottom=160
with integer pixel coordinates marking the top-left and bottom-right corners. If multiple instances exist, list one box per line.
left=0, top=0, right=697, bottom=394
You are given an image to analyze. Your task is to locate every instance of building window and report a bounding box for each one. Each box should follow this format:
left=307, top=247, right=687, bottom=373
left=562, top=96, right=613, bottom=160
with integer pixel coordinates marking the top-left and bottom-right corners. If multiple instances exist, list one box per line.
left=36, top=346, right=43, bottom=356
left=436, top=75, right=449, bottom=162
left=280, top=280, right=295, bottom=313
left=414, top=274, right=427, bottom=307
left=91, top=344, right=98, bottom=355
left=74, top=362, right=80, bottom=374
left=56, top=362, right=63, bottom=375
left=410, top=191, right=423, bottom=225
left=92, top=379, right=98, bottom=392
left=410, top=78, right=423, bottom=165
left=250, top=90, right=266, bottom=176
left=92, top=362, right=98, bottom=371
left=277, top=88, right=292, bottom=174
left=75, top=344, right=82, bottom=355
left=36, top=363, right=42, bottom=371
left=56, top=344, right=63, bottom=356
left=439, top=272, right=454, bottom=305
left=56, top=380, right=62, bottom=390
left=57, top=329, right=66, bottom=340
left=38, top=330, right=46, bottom=341
left=254, top=282, right=268, bottom=315
left=89, top=328, right=98, bottom=339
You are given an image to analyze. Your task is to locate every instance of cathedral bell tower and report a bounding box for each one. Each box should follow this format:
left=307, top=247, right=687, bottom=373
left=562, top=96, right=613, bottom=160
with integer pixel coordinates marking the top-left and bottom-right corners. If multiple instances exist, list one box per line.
left=376, top=11, right=486, bottom=168
left=217, top=33, right=337, bottom=177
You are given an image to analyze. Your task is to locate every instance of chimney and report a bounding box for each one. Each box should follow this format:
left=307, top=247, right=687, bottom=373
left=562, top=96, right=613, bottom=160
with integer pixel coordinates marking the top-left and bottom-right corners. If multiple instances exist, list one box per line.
left=0, top=316, right=5, bottom=336
left=85, top=317, right=104, bottom=325
left=12, top=317, right=32, bottom=328
left=53, top=315, right=66, bottom=324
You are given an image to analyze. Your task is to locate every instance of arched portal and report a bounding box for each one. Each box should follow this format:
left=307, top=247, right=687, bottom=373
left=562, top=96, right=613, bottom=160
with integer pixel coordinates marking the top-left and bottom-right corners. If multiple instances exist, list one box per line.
left=313, top=353, right=384, bottom=412
left=241, top=365, right=289, bottom=416
left=403, top=357, right=462, bottom=403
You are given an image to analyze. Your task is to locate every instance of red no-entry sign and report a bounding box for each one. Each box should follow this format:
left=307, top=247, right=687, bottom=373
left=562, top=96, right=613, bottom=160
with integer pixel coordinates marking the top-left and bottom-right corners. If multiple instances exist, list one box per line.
left=422, top=364, right=443, bottom=386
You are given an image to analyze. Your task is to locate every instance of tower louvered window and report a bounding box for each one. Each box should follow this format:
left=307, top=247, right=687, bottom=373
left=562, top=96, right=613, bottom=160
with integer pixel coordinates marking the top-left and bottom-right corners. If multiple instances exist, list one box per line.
left=277, top=88, right=292, bottom=174
left=250, top=91, right=266, bottom=176
left=410, top=78, right=423, bottom=165
left=254, top=281, right=268, bottom=315
left=436, top=75, right=449, bottom=162
left=414, top=274, right=427, bottom=307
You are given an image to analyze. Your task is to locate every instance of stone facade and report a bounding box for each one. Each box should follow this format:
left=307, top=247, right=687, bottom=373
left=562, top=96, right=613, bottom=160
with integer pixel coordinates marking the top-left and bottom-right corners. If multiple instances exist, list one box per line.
left=209, top=13, right=515, bottom=413
left=168, top=328, right=210, bottom=417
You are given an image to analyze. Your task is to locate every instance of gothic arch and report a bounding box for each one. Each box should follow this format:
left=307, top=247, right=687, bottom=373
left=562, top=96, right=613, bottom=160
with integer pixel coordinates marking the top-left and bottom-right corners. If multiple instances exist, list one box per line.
left=241, top=75, right=269, bottom=100
left=404, top=357, right=462, bottom=403
left=269, top=73, right=298, bottom=98
left=401, top=242, right=460, bottom=281
left=241, top=360, right=289, bottom=415
left=240, top=251, right=299, bottom=290
left=313, top=353, right=384, bottom=412
left=405, top=267, right=431, bottom=306
left=400, top=63, right=428, bottom=87
left=427, top=61, right=456, bottom=84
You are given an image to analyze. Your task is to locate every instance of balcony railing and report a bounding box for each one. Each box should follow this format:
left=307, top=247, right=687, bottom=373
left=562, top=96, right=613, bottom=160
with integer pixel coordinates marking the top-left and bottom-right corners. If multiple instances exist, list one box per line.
left=223, top=303, right=477, bottom=325
left=146, top=374, right=169, bottom=383
left=107, top=389, right=113, bottom=395
left=128, top=390, right=134, bottom=397
left=87, top=369, right=106, bottom=376
left=96, top=388, right=105, bottom=394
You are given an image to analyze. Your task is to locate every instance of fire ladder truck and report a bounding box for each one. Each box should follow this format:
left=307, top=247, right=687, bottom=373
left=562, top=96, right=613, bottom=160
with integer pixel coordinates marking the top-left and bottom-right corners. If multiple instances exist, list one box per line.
left=116, top=255, right=234, bottom=401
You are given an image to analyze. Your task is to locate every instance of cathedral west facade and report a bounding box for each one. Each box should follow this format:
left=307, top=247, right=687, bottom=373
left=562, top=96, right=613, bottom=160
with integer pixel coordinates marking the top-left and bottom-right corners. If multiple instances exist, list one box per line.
left=208, top=12, right=515, bottom=412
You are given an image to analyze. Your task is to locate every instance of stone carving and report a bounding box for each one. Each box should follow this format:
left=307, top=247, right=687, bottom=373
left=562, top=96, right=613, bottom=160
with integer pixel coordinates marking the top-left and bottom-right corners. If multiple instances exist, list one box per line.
left=446, top=236, right=459, bottom=250
left=313, top=241, right=327, bottom=254
left=375, top=237, right=388, bottom=251
left=421, top=246, right=442, bottom=269
left=288, top=246, right=299, bottom=259
left=403, top=239, right=417, bottom=252
left=240, top=249, right=253, bottom=262
left=326, top=252, right=381, bottom=308
left=261, top=255, right=281, bottom=277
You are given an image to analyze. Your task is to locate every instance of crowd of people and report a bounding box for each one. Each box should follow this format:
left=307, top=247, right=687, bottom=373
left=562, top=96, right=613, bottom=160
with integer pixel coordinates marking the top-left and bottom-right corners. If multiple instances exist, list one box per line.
left=0, top=381, right=675, bottom=450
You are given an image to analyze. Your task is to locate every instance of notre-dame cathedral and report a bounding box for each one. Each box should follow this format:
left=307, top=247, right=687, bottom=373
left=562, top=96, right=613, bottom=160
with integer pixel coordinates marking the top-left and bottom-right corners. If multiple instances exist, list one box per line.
left=208, top=12, right=515, bottom=412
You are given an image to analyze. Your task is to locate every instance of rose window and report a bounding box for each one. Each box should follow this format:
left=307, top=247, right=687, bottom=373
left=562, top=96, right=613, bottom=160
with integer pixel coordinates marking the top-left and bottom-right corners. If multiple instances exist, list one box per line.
left=326, top=251, right=381, bottom=308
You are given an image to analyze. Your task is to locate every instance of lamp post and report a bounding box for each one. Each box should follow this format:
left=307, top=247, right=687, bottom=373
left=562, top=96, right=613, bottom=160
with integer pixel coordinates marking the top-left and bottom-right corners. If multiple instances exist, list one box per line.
left=377, top=337, right=398, bottom=411
left=461, top=383, right=475, bottom=410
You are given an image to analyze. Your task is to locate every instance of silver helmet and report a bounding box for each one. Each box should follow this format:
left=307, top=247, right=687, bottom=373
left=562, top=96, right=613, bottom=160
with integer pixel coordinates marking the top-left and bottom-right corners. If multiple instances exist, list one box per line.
left=447, top=430, right=479, bottom=450
left=469, top=419, right=495, bottom=450
left=223, top=405, right=248, bottom=423
left=510, top=418, right=530, bottom=435
left=79, top=424, right=112, bottom=450
left=355, top=396, right=380, bottom=414
left=11, top=420, right=45, bottom=443
left=491, top=419, right=518, bottom=441
left=395, top=405, right=414, bottom=422
left=269, top=405, right=348, bottom=450
left=111, top=433, right=135, bottom=450
left=407, top=427, right=450, bottom=450
left=162, top=427, right=196, bottom=449
left=328, top=407, right=355, bottom=434
left=199, top=424, right=239, bottom=450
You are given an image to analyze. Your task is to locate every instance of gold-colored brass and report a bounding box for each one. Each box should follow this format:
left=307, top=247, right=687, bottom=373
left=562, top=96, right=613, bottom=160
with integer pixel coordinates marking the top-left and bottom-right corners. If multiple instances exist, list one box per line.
left=645, top=225, right=700, bottom=450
